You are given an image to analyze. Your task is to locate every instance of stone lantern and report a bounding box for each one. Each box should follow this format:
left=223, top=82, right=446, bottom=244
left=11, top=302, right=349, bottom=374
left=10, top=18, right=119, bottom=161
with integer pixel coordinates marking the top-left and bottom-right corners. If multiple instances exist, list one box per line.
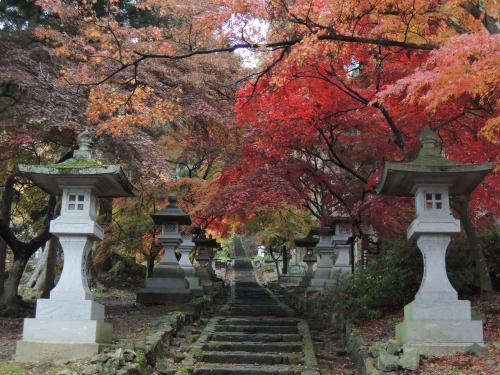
left=377, top=127, right=492, bottom=355
left=331, top=217, right=353, bottom=274
left=308, top=226, right=335, bottom=292
left=294, top=232, right=319, bottom=288
left=194, top=230, right=219, bottom=286
left=178, top=231, right=204, bottom=296
left=15, top=131, right=135, bottom=362
left=136, top=196, right=192, bottom=303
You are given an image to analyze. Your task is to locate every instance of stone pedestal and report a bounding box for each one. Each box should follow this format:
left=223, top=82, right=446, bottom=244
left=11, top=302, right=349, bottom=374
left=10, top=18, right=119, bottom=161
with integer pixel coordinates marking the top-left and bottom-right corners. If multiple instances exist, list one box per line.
left=196, top=247, right=214, bottom=288
left=15, top=130, right=135, bottom=363
left=308, top=233, right=335, bottom=292
left=179, top=233, right=204, bottom=297
left=301, top=250, right=317, bottom=289
left=396, top=233, right=484, bottom=355
left=16, top=223, right=111, bottom=361
left=376, top=127, right=491, bottom=356
left=137, top=235, right=191, bottom=304
left=333, top=243, right=352, bottom=274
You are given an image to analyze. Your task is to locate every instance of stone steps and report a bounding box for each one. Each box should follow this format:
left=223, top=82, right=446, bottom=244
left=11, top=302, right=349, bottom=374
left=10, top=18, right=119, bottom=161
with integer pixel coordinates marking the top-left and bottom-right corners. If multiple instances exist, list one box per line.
left=211, top=332, right=302, bottom=342
left=202, top=341, right=302, bottom=353
left=195, top=351, right=303, bottom=365
left=193, top=365, right=301, bottom=374
left=218, top=319, right=297, bottom=326
left=179, top=239, right=319, bottom=374
left=215, top=325, right=298, bottom=334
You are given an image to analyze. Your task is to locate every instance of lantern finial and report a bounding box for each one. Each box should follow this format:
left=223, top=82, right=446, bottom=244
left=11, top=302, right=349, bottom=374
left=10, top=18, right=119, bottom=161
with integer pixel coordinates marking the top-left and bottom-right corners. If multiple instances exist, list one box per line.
left=74, top=130, right=94, bottom=160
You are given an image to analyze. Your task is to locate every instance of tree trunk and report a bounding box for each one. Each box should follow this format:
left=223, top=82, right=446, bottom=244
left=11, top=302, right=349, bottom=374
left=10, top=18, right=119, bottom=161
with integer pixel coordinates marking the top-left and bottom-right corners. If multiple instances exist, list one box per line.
left=0, top=173, right=56, bottom=313
left=35, top=237, right=59, bottom=298
left=0, top=255, right=28, bottom=313
left=27, top=245, right=47, bottom=288
left=147, top=254, right=155, bottom=277
left=281, top=246, right=288, bottom=275
left=453, top=195, right=493, bottom=300
left=269, top=246, right=281, bottom=277
left=0, top=239, right=6, bottom=295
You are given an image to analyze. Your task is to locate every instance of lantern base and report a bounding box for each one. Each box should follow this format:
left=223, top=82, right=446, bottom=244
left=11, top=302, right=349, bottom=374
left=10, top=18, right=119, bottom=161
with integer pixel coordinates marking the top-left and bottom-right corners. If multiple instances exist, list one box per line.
left=15, top=341, right=107, bottom=362
left=15, top=318, right=112, bottom=362
left=181, top=268, right=204, bottom=296
left=396, top=318, right=484, bottom=356
left=136, top=288, right=191, bottom=304
left=332, top=265, right=352, bottom=274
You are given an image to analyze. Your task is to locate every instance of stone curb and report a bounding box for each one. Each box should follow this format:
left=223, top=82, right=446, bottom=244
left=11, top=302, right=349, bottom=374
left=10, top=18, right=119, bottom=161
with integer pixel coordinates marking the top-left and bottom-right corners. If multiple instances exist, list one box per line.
left=136, top=284, right=225, bottom=368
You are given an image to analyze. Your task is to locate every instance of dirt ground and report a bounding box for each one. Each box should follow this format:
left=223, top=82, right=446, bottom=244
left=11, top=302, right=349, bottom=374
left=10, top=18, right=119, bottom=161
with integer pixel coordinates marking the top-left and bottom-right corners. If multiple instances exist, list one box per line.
left=357, top=293, right=500, bottom=375
left=0, top=289, right=188, bottom=375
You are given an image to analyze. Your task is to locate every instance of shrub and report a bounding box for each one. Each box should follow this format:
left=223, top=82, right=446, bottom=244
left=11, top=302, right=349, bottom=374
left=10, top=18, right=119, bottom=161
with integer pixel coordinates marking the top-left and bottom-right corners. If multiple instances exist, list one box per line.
left=322, top=228, right=499, bottom=323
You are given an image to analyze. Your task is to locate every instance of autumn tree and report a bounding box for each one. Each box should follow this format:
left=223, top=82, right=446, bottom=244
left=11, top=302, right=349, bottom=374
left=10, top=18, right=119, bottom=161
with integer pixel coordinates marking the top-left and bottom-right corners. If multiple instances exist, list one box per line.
left=28, top=0, right=499, bottom=298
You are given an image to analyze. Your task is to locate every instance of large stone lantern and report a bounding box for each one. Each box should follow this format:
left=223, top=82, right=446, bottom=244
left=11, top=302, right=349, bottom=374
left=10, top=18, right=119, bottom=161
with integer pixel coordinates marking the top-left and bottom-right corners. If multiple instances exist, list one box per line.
left=294, top=232, right=319, bottom=288
left=377, top=127, right=492, bottom=355
left=179, top=231, right=204, bottom=296
left=15, top=131, right=135, bottom=362
left=136, top=196, right=192, bottom=303
left=194, top=230, right=219, bottom=286
left=307, top=227, right=335, bottom=292
left=331, top=217, right=353, bottom=274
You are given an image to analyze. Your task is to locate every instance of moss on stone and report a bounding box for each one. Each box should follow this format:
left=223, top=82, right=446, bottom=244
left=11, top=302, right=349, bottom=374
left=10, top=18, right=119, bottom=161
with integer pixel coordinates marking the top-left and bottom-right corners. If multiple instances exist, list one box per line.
left=46, top=159, right=103, bottom=169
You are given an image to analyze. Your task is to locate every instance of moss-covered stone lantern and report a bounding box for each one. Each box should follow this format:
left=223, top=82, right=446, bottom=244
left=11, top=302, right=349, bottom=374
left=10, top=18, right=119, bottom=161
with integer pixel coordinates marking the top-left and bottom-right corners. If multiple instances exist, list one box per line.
left=295, top=232, right=319, bottom=288
left=15, top=131, right=135, bottom=362
left=194, top=230, right=219, bottom=286
left=179, top=231, right=203, bottom=296
left=330, top=216, right=353, bottom=274
left=307, top=226, right=335, bottom=292
left=136, top=195, right=192, bottom=304
left=377, top=127, right=492, bottom=355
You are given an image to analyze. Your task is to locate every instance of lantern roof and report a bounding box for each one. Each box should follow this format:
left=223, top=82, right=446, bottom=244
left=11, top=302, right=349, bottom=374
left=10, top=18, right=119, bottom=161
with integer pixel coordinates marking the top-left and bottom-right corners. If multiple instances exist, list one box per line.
left=377, top=127, right=492, bottom=196
left=294, top=233, right=319, bottom=248
left=151, top=195, right=192, bottom=225
left=310, top=226, right=335, bottom=236
left=194, top=231, right=219, bottom=248
left=18, top=131, right=135, bottom=197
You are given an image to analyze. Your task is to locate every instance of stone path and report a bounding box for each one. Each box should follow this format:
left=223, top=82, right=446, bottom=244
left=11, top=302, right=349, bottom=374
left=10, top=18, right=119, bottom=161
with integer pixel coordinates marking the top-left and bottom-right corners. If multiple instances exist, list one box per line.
left=182, top=239, right=319, bottom=375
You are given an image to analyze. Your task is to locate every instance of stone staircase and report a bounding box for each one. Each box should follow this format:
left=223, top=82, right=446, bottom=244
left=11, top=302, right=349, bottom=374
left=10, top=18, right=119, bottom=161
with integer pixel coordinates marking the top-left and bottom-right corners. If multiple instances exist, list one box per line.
left=185, top=239, right=319, bottom=375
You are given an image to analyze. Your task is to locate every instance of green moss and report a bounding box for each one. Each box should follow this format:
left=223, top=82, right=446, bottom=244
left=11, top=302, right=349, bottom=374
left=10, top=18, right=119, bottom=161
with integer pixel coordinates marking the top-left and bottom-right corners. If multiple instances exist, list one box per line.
left=47, top=159, right=103, bottom=169
left=134, top=349, right=149, bottom=375
left=189, top=347, right=203, bottom=355
left=0, top=364, right=24, bottom=375
left=178, top=365, right=193, bottom=373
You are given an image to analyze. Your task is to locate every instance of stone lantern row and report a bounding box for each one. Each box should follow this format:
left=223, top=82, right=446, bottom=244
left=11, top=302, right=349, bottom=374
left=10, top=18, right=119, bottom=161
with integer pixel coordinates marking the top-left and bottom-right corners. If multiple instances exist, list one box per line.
left=14, top=131, right=221, bottom=363
left=296, top=127, right=492, bottom=356
left=14, top=126, right=493, bottom=361
left=294, top=218, right=355, bottom=293
left=136, top=202, right=221, bottom=304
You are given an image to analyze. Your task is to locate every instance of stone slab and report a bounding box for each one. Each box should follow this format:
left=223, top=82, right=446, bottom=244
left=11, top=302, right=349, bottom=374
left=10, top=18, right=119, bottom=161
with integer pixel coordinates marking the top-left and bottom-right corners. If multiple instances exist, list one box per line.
left=22, top=318, right=112, bottom=343
left=136, top=288, right=192, bottom=304
left=402, top=342, right=487, bottom=356
left=404, top=300, right=471, bottom=321
left=186, top=276, right=204, bottom=296
left=332, top=265, right=351, bottom=273
left=145, top=276, right=190, bottom=289
left=396, top=319, right=483, bottom=346
left=150, top=265, right=186, bottom=279
left=15, top=340, right=106, bottom=362
left=36, top=299, right=105, bottom=321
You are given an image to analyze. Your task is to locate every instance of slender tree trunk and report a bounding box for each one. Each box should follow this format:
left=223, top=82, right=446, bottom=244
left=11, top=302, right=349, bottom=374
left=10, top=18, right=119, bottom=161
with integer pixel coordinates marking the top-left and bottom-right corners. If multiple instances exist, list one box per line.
left=0, top=239, right=6, bottom=295
left=35, top=237, right=58, bottom=298
left=0, top=254, right=28, bottom=313
left=453, top=195, right=493, bottom=300
left=282, top=246, right=288, bottom=275
left=269, top=246, right=281, bottom=277
left=147, top=254, right=155, bottom=277
left=27, top=246, right=47, bottom=288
